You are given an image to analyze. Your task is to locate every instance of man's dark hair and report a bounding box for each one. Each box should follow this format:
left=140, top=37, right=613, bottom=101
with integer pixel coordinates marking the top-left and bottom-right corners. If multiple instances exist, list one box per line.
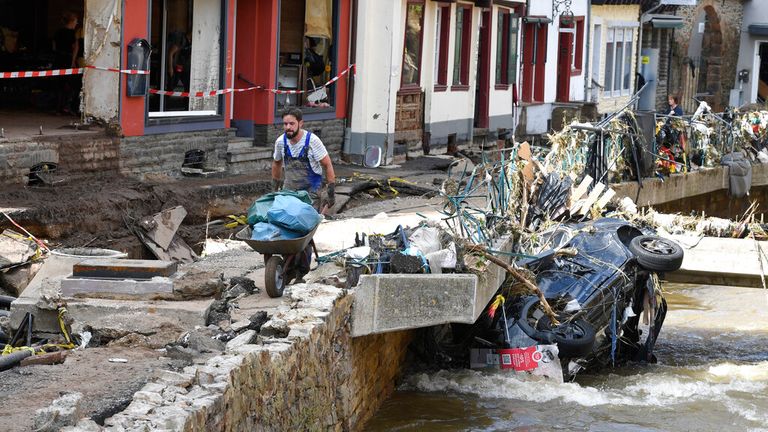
left=281, top=108, right=303, bottom=122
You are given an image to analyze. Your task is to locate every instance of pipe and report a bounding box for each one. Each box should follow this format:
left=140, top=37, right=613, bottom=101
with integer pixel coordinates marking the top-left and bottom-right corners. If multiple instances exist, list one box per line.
left=0, top=350, right=33, bottom=371
left=584, top=0, right=591, bottom=103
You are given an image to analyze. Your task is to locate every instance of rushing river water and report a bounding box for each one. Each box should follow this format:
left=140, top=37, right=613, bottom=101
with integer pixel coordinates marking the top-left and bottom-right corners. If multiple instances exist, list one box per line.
left=366, top=284, right=768, bottom=432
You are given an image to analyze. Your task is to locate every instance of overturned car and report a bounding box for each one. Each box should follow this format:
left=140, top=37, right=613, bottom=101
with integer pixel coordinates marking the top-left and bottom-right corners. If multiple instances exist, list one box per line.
left=425, top=218, right=684, bottom=380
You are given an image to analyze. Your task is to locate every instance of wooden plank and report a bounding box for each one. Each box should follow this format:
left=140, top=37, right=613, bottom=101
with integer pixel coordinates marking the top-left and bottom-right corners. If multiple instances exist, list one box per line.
left=577, top=182, right=606, bottom=216
left=595, top=188, right=616, bottom=211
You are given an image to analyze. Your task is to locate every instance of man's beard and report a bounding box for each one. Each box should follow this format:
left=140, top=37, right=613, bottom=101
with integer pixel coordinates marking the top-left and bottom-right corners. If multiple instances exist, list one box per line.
left=285, top=129, right=298, bottom=139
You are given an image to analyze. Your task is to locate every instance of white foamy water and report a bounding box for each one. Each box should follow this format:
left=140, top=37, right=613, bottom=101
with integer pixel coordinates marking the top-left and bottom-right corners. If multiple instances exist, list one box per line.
left=366, top=285, right=768, bottom=432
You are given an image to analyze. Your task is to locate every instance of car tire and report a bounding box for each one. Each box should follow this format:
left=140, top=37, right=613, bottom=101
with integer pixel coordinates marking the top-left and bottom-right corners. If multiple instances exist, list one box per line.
left=549, top=319, right=596, bottom=358
left=517, top=297, right=597, bottom=358
left=629, top=235, right=684, bottom=272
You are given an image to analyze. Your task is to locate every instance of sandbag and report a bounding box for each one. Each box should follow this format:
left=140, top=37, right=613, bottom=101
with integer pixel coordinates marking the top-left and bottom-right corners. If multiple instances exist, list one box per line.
left=250, top=222, right=303, bottom=241
left=267, top=195, right=321, bottom=234
left=247, top=190, right=313, bottom=226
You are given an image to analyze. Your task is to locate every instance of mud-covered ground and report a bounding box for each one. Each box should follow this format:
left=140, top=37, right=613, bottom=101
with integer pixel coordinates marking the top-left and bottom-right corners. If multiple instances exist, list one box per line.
left=0, top=173, right=273, bottom=258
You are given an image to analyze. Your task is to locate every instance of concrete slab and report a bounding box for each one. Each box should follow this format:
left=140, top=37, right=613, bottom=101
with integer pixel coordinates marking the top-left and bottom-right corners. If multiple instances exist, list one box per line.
left=351, top=235, right=513, bottom=337
left=61, top=276, right=174, bottom=297
left=11, top=275, right=211, bottom=334
left=72, top=259, right=177, bottom=279
left=664, top=235, right=768, bottom=288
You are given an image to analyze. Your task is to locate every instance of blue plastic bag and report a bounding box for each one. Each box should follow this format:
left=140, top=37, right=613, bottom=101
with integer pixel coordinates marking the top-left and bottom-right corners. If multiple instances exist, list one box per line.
left=250, top=222, right=303, bottom=241
left=267, top=195, right=321, bottom=234
left=246, top=190, right=313, bottom=226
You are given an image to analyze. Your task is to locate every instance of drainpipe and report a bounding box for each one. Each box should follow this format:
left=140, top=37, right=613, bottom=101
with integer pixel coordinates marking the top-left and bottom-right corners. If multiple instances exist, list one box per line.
left=345, top=0, right=358, bottom=130
left=584, top=1, right=591, bottom=103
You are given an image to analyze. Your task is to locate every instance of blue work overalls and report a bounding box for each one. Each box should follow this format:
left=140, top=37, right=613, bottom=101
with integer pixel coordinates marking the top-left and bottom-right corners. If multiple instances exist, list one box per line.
left=283, top=131, right=323, bottom=194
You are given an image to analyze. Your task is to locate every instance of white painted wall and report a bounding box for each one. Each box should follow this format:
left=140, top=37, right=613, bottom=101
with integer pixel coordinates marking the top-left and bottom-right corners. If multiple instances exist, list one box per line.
left=526, top=0, right=588, bottom=104
left=427, top=3, right=478, bottom=127
left=350, top=1, right=400, bottom=137
left=83, top=0, right=121, bottom=123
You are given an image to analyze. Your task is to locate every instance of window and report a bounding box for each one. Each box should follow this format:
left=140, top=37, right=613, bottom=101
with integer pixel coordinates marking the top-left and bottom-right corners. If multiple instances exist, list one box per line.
left=149, top=0, right=223, bottom=117
left=452, top=4, right=472, bottom=87
left=276, top=0, right=337, bottom=111
left=572, top=16, right=584, bottom=75
left=521, top=20, right=548, bottom=102
left=401, top=1, right=425, bottom=88
left=495, top=10, right=519, bottom=86
left=604, top=27, right=634, bottom=97
left=434, top=5, right=451, bottom=90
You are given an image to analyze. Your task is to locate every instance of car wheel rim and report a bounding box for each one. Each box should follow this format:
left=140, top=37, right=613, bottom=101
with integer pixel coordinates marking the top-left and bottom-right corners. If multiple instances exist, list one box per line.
left=640, top=238, right=676, bottom=255
left=275, top=265, right=283, bottom=288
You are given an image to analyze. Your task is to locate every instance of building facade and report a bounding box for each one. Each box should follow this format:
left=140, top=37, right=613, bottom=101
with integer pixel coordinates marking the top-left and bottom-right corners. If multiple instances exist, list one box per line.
left=733, top=0, right=768, bottom=107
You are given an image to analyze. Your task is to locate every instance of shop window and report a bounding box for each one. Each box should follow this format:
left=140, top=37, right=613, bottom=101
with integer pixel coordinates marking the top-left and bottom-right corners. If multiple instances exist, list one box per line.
left=401, top=0, right=425, bottom=89
left=604, top=27, right=634, bottom=97
left=148, top=0, right=224, bottom=117
left=434, top=5, right=451, bottom=90
left=276, top=0, right=338, bottom=111
left=495, top=10, right=519, bottom=86
left=453, top=4, right=472, bottom=87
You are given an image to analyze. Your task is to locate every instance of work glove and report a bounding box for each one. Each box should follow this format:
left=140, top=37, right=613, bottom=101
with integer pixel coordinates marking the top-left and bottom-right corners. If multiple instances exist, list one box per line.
left=326, top=182, right=336, bottom=207
left=271, top=178, right=283, bottom=192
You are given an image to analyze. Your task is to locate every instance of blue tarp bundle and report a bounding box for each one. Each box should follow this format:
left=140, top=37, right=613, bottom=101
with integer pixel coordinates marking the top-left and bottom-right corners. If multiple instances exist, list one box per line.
left=267, top=195, right=321, bottom=234
left=250, top=222, right=304, bottom=241
left=246, top=190, right=313, bottom=226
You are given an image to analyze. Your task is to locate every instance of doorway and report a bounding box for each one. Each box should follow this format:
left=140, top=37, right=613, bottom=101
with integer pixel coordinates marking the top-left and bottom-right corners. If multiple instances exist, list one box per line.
left=556, top=27, right=574, bottom=102
left=474, top=10, right=491, bottom=128
left=0, top=0, right=85, bottom=138
left=758, top=42, right=768, bottom=103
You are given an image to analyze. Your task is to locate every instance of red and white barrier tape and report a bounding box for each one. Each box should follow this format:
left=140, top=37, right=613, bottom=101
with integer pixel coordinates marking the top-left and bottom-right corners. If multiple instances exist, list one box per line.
left=0, top=65, right=149, bottom=79
left=149, top=64, right=356, bottom=98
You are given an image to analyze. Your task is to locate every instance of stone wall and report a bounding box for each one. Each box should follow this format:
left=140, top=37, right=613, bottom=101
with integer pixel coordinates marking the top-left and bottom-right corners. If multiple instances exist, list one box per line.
left=0, top=133, right=119, bottom=186
left=254, top=119, right=346, bottom=158
left=119, top=129, right=231, bottom=179
left=62, top=285, right=413, bottom=432
left=671, top=0, right=744, bottom=111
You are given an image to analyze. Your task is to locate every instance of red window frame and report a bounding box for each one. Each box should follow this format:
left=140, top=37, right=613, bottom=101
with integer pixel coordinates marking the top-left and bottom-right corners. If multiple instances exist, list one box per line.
left=452, top=3, right=472, bottom=90
left=571, top=16, right=585, bottom=76
left=521, top=20, right=548, bottom=103
left=496, top=10, right=511, bottom=86
left=435, top=5, right=451, bottom=91
left=400, top=0, right=426, bottom=91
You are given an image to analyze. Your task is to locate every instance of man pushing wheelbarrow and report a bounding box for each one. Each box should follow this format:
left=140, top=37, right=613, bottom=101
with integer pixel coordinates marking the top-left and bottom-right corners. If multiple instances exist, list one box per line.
left=236, top=108, right=337, bottom=297
left=270, top=107, right=336, bottom=282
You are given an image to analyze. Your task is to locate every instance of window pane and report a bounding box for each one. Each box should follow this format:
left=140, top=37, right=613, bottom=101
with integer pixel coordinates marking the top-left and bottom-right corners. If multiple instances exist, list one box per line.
left=496, top=12, right=504, bottom=84
left=402, top=3, right=424, bottom=86
left=605, top=41, right=614, bottom=93
left=623, top=31, right=632, bottom=91
left=614, top=41, right=623, bottom=92
left=508, top=18, right=518, bottom=83
left=453, top=7, right=464, bottom=84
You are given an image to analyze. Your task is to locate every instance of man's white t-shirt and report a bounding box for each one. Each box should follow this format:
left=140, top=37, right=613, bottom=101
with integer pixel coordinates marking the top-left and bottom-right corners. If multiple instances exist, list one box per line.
left=273, top=130, right=328, bottom=175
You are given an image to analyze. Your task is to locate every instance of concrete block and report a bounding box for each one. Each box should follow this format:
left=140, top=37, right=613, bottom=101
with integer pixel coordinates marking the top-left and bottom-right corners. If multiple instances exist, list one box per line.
left=73, top=258, right=177, bottom=279
left=351, top=235, right=512, bottom=337
left=61, top=276, right=174, bottom=296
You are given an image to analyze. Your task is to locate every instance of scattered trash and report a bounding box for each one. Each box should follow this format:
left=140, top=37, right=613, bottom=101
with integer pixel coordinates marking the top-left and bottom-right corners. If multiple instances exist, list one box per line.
left=107, top=358, right=128, bottom=363
left=129, top=206, right=197, bottom=263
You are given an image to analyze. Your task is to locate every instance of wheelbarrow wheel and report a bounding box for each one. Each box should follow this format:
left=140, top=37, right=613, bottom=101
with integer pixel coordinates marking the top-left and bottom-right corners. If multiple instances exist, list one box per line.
left=265, top=256, right=286, bottom=298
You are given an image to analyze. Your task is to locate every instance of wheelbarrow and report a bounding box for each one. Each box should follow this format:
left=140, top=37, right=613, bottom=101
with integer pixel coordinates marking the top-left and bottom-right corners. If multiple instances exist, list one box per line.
left=235, top=225, right=319, bottom=298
